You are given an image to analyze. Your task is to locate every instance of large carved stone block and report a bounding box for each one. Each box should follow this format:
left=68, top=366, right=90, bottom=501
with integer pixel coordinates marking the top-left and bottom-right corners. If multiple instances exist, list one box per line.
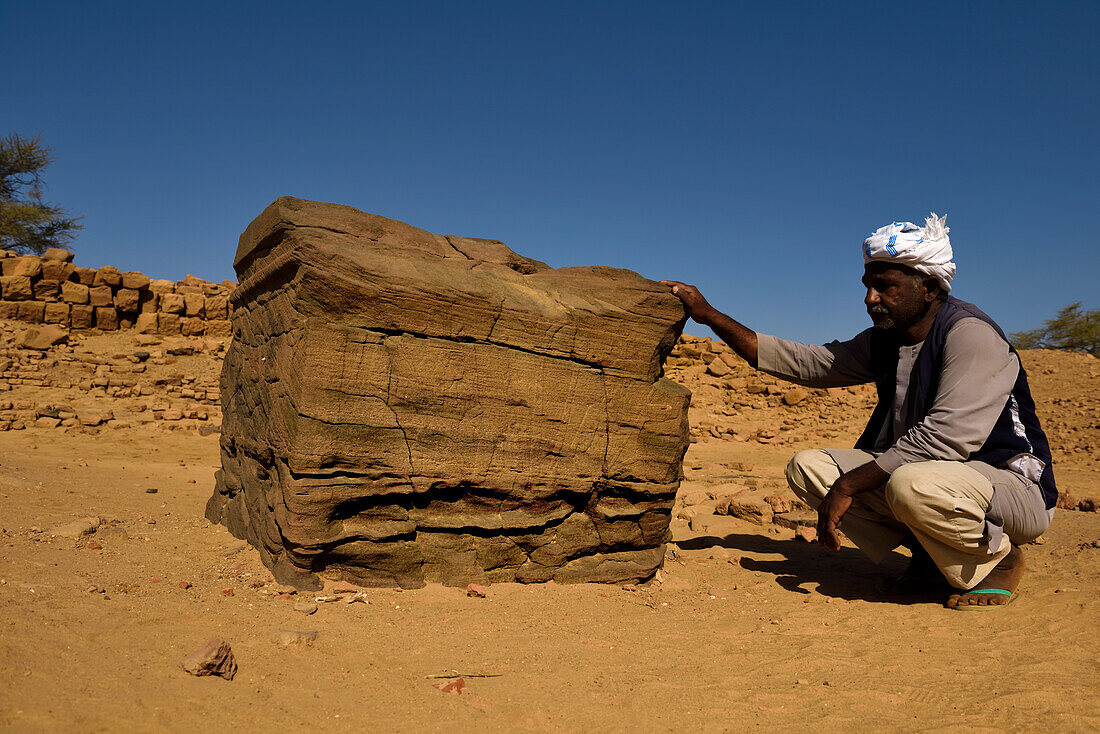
left=206, top=197, right=690, bottom=589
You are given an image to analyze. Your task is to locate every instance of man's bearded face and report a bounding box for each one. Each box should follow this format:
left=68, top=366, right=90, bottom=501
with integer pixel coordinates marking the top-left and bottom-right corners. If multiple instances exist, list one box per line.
left=862, top=263, right=934, bottom=332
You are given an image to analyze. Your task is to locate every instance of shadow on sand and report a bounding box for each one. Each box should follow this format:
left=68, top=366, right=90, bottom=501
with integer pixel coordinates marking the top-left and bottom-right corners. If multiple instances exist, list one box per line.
left=678, top=532, right=946, bottom=605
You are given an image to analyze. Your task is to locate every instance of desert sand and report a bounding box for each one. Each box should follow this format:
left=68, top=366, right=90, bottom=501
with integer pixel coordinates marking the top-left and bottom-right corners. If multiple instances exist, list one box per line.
left=1, top=321, right=1097, bottom=732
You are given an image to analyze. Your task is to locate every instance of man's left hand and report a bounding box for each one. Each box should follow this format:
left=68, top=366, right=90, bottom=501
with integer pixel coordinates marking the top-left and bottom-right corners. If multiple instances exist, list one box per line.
left=816, top=459, right=891, bottom=552
left=817, top=491, right=853, bottom=551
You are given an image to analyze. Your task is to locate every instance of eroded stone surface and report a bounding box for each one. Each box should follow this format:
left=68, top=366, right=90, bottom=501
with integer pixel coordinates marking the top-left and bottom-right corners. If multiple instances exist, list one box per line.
left=206, top=197, right=690, bottom=589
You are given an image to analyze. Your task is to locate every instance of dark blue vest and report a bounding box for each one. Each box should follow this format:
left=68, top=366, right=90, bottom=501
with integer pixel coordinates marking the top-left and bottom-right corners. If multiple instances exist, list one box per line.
left=855, top=296, right=1058, bottom=509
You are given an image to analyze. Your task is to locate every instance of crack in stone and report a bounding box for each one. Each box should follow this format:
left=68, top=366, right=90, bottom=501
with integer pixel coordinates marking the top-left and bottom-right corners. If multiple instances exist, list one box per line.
left=363, top=325, right=611, bottom=375
left=382, top=342, right=416, bottom=483
left=442, top=235, right=472, bottom=260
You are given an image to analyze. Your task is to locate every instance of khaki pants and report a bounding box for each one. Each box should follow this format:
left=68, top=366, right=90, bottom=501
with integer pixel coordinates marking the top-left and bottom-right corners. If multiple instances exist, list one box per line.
left=786, top=449, right=1050, bottom=590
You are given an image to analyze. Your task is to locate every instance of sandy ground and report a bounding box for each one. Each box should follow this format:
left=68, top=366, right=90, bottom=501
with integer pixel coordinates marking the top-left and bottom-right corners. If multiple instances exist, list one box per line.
left=1, top=326, right=1098, bottom=732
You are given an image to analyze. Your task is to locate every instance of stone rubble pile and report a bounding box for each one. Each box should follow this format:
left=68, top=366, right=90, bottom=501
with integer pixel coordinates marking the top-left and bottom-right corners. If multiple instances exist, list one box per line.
left=0, top=247, right=234, bottom=336
left=0, top=324, right=225, bottom=432
left=664, top=334, right=879, bottom=445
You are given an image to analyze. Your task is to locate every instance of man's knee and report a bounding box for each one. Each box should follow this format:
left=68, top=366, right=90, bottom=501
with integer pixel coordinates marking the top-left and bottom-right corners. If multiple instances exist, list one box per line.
left=786, top=449, right=829, bottom=504
left=884, top=463, right=937, bottom=522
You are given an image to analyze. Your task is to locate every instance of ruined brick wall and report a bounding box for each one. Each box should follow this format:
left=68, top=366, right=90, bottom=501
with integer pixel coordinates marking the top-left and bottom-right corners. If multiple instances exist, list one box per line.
left=0, top=248, right=234, bottom=337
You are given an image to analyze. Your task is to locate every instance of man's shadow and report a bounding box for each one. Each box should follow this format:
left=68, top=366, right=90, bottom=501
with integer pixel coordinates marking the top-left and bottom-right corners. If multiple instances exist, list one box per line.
left=679, top=532, right=930, bottom=604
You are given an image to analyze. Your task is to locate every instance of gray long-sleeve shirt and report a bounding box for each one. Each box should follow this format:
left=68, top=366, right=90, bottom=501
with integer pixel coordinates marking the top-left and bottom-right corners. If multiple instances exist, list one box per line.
left=757, top=317, right=1020, bottom=474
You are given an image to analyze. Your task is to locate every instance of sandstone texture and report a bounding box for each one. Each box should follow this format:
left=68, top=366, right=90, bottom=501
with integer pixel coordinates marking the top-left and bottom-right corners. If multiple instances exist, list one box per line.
left=205, top=197, right=690, bottom=589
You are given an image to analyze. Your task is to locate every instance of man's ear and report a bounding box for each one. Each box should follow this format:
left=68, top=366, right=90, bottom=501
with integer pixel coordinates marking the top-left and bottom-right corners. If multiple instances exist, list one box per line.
left=923, top=278, right=941, bottom=302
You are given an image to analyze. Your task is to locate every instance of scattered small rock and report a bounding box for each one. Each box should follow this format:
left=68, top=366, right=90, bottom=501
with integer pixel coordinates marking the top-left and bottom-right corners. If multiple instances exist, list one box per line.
left=51, top=517, right=101, bottom=539
left=99, top=526, right=128, bottom=540
left=763, top=494, right=793, bottom=514
left=466, top=583, right=487, bottom=598
left=145, top=488, right=158, bottom=494
left=180, top=638, right=237, bottom=680
left=772, top=510, right=817, bottom=530
left=273, top=629, right=318, bottom=649
left=782, top=388, right=808, bottom=406
left=293, top=600, right=318, bottom=615
left=433, top=678, right=466, bottom=695
left=17, top=325, right=69, bottom=351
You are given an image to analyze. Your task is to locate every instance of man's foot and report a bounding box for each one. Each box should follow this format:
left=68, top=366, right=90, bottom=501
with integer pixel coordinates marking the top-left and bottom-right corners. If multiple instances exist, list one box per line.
left=879, top=546, right=951, bottom=597
left=946, top=544, right=1025, bottom=610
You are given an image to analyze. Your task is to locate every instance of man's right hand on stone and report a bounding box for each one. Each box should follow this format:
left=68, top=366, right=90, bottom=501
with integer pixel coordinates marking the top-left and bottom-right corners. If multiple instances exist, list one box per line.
left=660, top=280, right=715, bottom=324
left=661, top=280, right=759, bottom=367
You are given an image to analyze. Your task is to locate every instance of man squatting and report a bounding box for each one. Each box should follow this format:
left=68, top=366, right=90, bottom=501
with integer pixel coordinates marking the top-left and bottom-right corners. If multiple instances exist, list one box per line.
left=663, top=214, right=1056, bottom=609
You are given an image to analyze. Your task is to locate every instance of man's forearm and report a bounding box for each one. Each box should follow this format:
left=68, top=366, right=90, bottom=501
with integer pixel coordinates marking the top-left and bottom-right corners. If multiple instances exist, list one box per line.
left=833, top=459, right=891, bottom=497
left=661, top=281, right=758, bottom=366
left=697, top=308, right=759, bottom=367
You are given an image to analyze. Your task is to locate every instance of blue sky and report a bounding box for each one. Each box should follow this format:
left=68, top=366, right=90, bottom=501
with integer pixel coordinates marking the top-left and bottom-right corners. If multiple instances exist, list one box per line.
left=3, top=1, right=1096, bottom=343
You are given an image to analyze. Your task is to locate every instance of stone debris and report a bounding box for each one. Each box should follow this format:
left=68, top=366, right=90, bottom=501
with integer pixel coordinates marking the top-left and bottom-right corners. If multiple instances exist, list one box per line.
left=206, top=197, right=690, bottom=590
left=180, top=638, right=237, bottom=680
left=293, top=600, right=318, bottom=615
left=466, top=583, right=487, bottom=598
left=433, top=678, right=466, bottom=695
left=773, top=511, right=817, bottom=530
left=272, top=630, right=318, bottom=648
left=17, top=325, right=68, bottom=350
left=51, top=517, right=101, bottom=539
left=795, top=526, right=818, bottom=543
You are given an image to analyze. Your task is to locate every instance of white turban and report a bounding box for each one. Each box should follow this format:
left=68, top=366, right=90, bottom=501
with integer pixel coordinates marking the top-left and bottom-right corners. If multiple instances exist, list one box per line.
left=862, top=213, right=955, bottom=292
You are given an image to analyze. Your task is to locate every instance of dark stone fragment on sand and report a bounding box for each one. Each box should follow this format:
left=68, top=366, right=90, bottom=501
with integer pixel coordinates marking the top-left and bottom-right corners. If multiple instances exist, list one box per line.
left=273, top=629, right=318, bottom=648
left=772, top=510, right=817, bottom=530
left=180, top=638, right=237, bottom=680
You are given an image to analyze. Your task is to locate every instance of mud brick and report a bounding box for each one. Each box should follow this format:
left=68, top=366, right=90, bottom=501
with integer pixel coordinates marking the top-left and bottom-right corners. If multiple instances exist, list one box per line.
left=61, top=281, right=90, bottom=304
left=95, top=306, right=119, bottom=330
left=44, top=302, right=71, bottom=325
left=150, top=279, right=175, bottom=295
left=114, top=288, right=141, bottom=312
left=70, top=304, right=95, bottom=329
left=74, top=267, right=96, bottom=285
left=121, top=271, right=151, bottom=290
left=204, top=294, right=229, bottom=320
left=33, top=279, right=62, bottom=301
left=43, top=248, right=75, bottom=262
left=89, top=285, right=114, bottom=307
left=135, top=312, right=158, bottom=334
left=183, top=293, right=205, bottom=317
left=0, top=275, right=33, bottom=300
left=157, top=312, right=181, bottom=335
left=41, top=259, right=76, bottom=281
left=2, top=257, right=42, bottom=278
left=0, top=301, right=18, bottom=319
left=93, top=266, right=122, bottom=288
left=181, top=317, right=206, bottom=336
left=16, top=301, right=46, bottom=323
left=139, top=291, right=158, bottom=313
left=205, top=319, right=232, bottom=338
left=159, top=293, right=185, bottom=313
